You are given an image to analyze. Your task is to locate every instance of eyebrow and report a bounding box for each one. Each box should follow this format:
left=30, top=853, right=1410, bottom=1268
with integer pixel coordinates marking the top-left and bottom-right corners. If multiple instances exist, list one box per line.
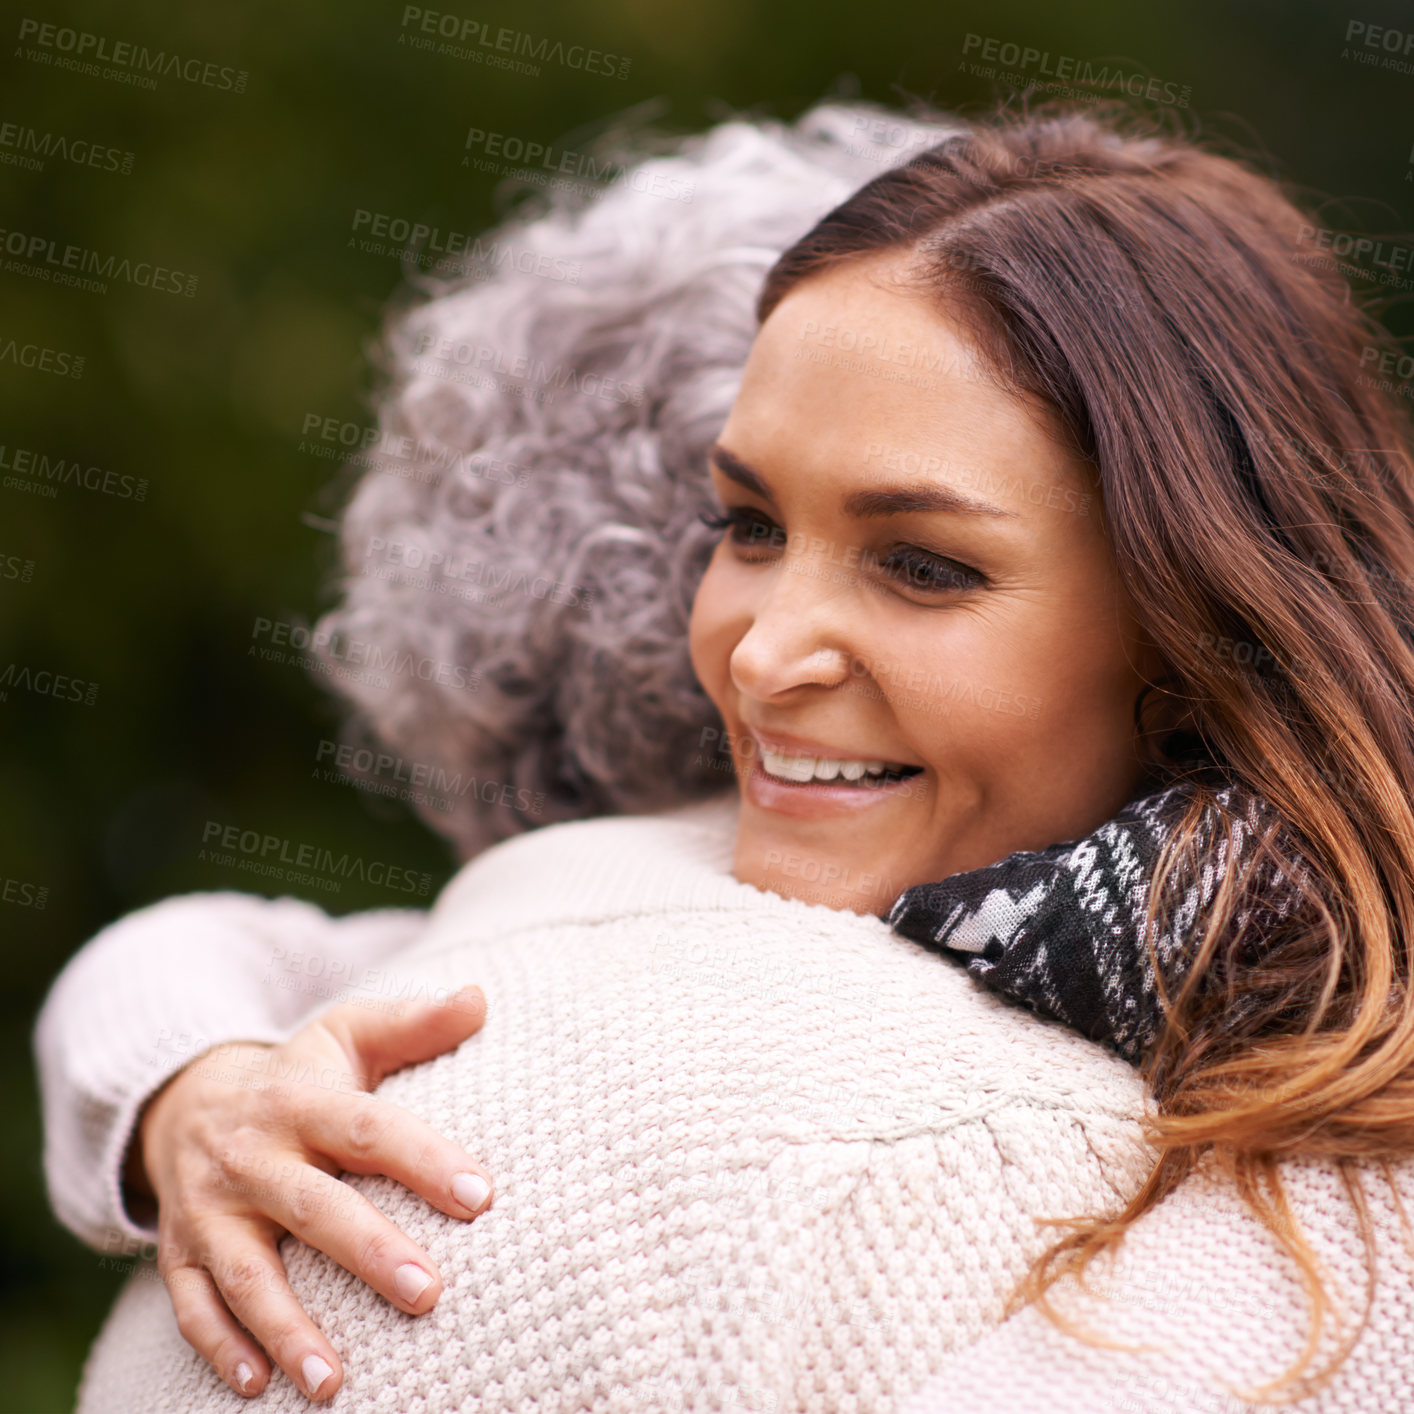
left=707, top=442, right=1021, bottom=520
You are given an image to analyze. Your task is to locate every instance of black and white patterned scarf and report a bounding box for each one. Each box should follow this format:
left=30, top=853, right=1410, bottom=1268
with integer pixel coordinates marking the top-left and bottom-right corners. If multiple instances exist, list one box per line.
left=887, top=779, right=1316, bottom=1068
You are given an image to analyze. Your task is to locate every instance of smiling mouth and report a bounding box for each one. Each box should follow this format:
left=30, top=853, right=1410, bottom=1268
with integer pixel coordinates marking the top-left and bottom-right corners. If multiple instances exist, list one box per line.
left=755, top=743, right=924, bottom=787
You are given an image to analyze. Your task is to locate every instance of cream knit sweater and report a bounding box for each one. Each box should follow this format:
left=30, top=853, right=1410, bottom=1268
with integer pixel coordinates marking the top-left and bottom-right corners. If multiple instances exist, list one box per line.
left=36, top=794, right=1414, bottom=1412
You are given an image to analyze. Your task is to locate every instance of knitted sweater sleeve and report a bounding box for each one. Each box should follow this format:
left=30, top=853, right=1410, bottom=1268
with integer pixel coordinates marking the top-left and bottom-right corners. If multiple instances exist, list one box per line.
left=33, top=892, right=427, bottom=1258
left=900, top=1154, right=1414, bottom=1412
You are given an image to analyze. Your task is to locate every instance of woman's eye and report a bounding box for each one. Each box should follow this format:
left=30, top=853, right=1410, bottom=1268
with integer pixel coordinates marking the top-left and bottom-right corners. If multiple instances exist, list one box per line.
left=697, top=508, right=984, bottom=595
left=877, top=547, right=985, bottom=594
left=697, top=506, right=787, bottom=552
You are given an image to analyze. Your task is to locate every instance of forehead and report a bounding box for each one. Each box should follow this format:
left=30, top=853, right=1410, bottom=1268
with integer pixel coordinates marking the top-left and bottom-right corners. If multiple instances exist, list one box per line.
left=730, top=254, right=1089, bottom=512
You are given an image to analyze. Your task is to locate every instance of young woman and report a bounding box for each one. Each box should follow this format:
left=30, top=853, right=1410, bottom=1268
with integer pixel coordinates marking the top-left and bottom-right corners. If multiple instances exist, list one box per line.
left=39, top=98, right=1414, bottom=1412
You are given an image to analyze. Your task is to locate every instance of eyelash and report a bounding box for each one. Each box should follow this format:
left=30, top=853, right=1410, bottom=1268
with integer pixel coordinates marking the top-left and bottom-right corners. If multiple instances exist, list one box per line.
left=697, top=506, right=986, bottom=595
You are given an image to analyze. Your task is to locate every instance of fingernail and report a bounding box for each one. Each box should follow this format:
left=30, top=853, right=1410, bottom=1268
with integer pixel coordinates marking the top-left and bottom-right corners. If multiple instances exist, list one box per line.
left=447, top=985, right=483, bottom=1013
left=235, top=1361, right=254, bottom=1393
left=452, top=1171, right=491, bottom=1213
left=394, top=1262, right=433, bottom=1303
left=302, top=1354, right=334, bottom=1397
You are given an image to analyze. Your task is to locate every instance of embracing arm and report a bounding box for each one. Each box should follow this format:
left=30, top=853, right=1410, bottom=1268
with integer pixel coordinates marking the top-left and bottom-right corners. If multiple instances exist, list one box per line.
left=901, top=1155, right=1414, bottom=1413
left=33, top=891, right=426, bottom=1255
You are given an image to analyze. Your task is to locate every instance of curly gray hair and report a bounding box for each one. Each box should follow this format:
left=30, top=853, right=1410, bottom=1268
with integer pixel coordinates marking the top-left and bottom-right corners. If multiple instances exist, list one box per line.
left=312, top=99, right=963, bottom=860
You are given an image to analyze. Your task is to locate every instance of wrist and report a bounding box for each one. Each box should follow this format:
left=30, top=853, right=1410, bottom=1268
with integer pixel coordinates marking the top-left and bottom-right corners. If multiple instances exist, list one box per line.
left=126, top=1069, right=181, bottom=1208
left=119, top=1094, right=160, bottom=1224
left=126, top=1039, right=278, bottom=1209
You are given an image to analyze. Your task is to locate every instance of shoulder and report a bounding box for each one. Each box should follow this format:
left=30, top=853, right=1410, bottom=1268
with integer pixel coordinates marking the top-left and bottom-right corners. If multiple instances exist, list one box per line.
left=425, top=791, right=742, bottom=933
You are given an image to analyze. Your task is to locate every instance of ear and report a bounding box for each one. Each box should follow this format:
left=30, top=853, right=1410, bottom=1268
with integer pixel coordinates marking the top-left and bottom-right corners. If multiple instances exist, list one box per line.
left=1133, top=673, right=1205, bottom=773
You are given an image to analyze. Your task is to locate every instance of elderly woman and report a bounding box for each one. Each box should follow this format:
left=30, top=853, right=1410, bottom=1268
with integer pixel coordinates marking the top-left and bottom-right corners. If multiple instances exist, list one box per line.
left=37, top=99, right=1414, bottom=1413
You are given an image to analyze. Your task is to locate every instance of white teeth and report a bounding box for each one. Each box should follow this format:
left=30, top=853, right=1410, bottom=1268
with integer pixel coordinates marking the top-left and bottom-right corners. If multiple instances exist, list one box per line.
left=778, top=755, right=816, bottom=783
left=758, top=744, right=913, bottom=785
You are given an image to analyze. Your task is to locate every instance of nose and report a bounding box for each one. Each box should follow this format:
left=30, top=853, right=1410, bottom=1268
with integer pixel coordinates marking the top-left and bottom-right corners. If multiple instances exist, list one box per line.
left=728, top=550, right=855, bottom=701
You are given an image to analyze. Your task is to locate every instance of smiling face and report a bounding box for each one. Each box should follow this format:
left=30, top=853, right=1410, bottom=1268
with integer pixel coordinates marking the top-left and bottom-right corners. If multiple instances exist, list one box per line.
left=687, top=251, right=1166, bottom=915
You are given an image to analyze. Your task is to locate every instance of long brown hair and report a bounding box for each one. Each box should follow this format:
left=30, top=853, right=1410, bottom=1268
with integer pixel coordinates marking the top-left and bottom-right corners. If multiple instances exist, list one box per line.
left=758, top=101, right=1414, bottom=1394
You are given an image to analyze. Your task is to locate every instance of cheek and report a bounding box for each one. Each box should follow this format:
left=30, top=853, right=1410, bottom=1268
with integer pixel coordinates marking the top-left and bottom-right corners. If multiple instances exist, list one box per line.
left=687, top=553, right=735, bottom=705
left=882, top=612, right=1121, bottom=774
left=882, top=624, right=1035, bottom=770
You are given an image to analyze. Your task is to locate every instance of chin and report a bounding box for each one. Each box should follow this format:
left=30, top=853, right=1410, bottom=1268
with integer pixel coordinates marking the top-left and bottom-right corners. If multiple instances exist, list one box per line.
left=733, top=827, right=904, bottom=917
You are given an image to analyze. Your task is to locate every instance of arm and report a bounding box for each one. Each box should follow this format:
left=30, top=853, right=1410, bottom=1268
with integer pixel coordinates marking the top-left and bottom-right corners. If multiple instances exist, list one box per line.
left=34, top=890, right=426, bottom=1256
left=901, top=1155, right=1410, bottom=1413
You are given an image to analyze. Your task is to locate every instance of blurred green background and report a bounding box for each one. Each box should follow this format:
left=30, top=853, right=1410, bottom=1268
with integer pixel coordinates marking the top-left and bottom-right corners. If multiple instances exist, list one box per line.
left=3, top=0, right=1412, bottom=1407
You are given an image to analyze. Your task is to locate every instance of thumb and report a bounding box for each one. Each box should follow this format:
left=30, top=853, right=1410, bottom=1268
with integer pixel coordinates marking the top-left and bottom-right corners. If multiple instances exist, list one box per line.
left=317, top=983, right=487, bottom=1090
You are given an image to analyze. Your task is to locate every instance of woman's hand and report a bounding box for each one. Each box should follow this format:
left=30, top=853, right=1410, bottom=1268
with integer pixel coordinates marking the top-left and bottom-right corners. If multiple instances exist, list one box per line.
left=128, top=984, right=494, bottom=1401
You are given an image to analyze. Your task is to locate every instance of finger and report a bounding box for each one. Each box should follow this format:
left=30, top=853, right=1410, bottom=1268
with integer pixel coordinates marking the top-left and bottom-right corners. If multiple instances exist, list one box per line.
left=258, top=1165, right=445, bottom=1315
left=295, top=1089, right=494, bottom=1220
left=164, top=1263, right=271, bottom=1398
left=320, top=983, right=487, bottom=1090
left=206, top=1230, right=344, bottom=1402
